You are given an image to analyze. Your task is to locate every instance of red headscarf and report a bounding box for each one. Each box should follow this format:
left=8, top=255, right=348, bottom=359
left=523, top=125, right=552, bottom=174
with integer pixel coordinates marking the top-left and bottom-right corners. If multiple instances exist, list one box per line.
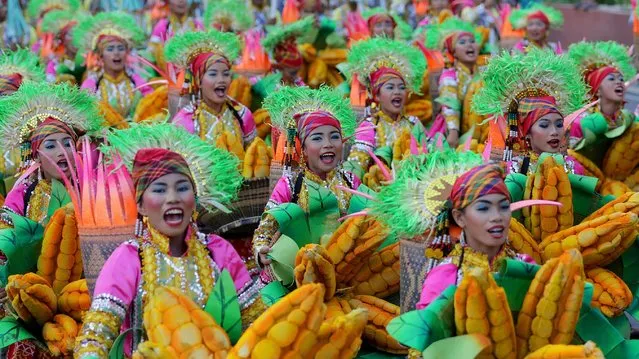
left=189, top=52, right=231, bottom=94
left=0, top=73, right=23, bottom=97
left=527, top=10, right=550, bottom=27
left=443, top=31, right=474, bottom=59
left=517, top=96, right=561, bottom=136
left=369, top=67, right=405, bottom=99
left=132, top=148, right=194, bottom=203
left=450, top=164, right=510, bottom=210
left=274, top=37, right=303, bottom=69
left=294, top=110, right=341, bottom=143
left=30, top=117, right=78, bottom=155
left=367, top=13, right=396, bottom=34
left=585, top=66, right=618, bottom=98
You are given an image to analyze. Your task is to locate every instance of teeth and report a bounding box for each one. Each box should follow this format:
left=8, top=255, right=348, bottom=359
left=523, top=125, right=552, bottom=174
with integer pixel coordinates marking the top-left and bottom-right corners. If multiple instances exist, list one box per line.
left=166, top=209, right=183, bottom=215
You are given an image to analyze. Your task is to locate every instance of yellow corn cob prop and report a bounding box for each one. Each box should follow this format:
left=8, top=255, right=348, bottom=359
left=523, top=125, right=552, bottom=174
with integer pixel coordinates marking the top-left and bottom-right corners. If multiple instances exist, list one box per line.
left=299, top=43, right=317, bottom=63
left=586, top=267, right=632, bottom=317
left=523, top=341, right=604, bottom=359
left=216, top=131, right=245, bottom=165
left=229, top=283, right=326, bottom=359
left=516, top=249, right=585, bottom=358
left=318, top=48, right=347, bottom=66
left=242, top=137, right=273, bottom=179
left=324, top=216, right=387, bottom=285
left=42, top=314, right=79, bottom=357
left=307, top=58, right=328, bottom=88
left=600, top=179, right=631, bottom=198
left=98, top=101, right=129, bottom=129
left=405, top=99, right=433, bottom=124
left=294, top=244, right=337, bottom=301
left=392, top=130, right=413, bottom=164
left=600, top=228, right=638, bottom=268
left=308, top=308, right=368, bottom=358
left=228, top=75, right=253, bottom=108
left=624, top=168, right=639, bottom=191
left=603, top=122, right=639, bottom=179
left=509, top=218, right=543, bottom=264
left=37, top=206, right=83, bottom=295
left=362, top=163, right=391, bottom=192
left=6, top=272, right=58, bottom=326
left=133, top=85, right=168, bottom=123
left=142, top=286, right=231, bottom=358
left=326, top=67, right=344, bottom=87
left=57, top=279, right=91, bottom=321
left=583, top=192, right=639, bottom=222
left=539, top=212, right=638, bottom=266
left=348, top=242, right=400, bottom=298
left=454, top=267, right=517, bottom=359
left=325, top=297, right=354, bottom=320
left=522, top=156, right=573, bottom=242
left=253, top=108, right=271, bottom=140
left=348, top=295, right=407, bottom=354
left=132, top=341, right=177, bottom=359
left=566, top=150, right=605, bottom=190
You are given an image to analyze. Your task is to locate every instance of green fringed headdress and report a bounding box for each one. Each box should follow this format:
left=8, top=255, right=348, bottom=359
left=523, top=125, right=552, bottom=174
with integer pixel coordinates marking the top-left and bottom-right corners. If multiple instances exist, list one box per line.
left=0, top=82, right=103, bottom=151
left=164, top=29, right=241, bottom=69
left=102, top=123, right=243, bottom=213
left=423, top=17, right=482, bottom=52
left=72, top=11, right=145, bottom=53
left=204, top=0, right=255, bottom=33
left=362, top=7, right=413, bottom=41
left=568, top=41, right=636, bottom=92
left=262, top=16, right=314, bottom=52
left=343, top=37, right=426, bottom=93
left=27, top=0, right=80, bottom=20
left=41, top=9, right=83, bottom=37
left=0, top=48, right=45, bottom=83
left=509, top=4, right=563, bottom=30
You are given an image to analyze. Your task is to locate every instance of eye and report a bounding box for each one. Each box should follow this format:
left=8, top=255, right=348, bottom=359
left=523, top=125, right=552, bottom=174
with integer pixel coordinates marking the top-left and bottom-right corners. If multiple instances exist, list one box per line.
left=399, top=84, right=406, bottom=91
left=499, top=201, right=510, bottom=210
left=555, top=120, right=564, bottom=128
left=223, top=71, right=231, bottom=77
left=310, top=135, right=322, bottom=142
left=44, top=143, right=55, bottom=150
left=538, top=121, right=549, bottom=129
left=475, top=204, right=488, bottom=212
left=177, top=184, right=191, bottom=192
left=152, top=187, right=166, bottom=194
left=62, top=139, right=73, bottom=148
left=330, top=133, right=341, bottom=141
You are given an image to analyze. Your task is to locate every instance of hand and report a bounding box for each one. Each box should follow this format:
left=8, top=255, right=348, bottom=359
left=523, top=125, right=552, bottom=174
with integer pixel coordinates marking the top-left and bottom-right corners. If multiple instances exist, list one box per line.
left=258, top=246, right=272, bottom=266
left=447, top=130, right=459, bottom=148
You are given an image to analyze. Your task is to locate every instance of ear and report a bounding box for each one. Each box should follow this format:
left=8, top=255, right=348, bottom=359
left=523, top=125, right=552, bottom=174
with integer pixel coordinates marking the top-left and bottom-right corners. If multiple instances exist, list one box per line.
left=451, top=208, right=466, bottom=229
left=137, top=201, right=147, bottom=217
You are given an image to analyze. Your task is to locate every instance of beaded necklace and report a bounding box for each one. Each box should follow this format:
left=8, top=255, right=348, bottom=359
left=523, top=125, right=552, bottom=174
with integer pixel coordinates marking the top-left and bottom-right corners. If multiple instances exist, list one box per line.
left=25, top=180, right=51, bottom=224
left=98, top=71, right=134, bottom=117
left=195, top=101, right=243, bottom=146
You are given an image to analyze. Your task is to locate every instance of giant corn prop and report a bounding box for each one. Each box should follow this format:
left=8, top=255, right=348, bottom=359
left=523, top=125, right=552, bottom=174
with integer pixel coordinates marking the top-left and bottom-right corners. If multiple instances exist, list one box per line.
left=57, top=279, right=91, bottom=321
left=228, top=76, right=252, bottom=108
left=524, top=341, right=604, bottom=359
left=294, top=244, right=337, bottom=301
left=586, top=267, right=633, bottom=317
left=348, top=242, right=400, bottom=298
left=6, top=272, right=58, bottom=326
left=603, top=122, right=639, bottom=180
left=349, top=295, right=407, bottom=355
left=242, top=137, right=272, bottom=179
left=310, top=308, right=368, bottom=358
left=509, top=218, right=543, bottom=264
left=42, top=314, right=79, bottom=357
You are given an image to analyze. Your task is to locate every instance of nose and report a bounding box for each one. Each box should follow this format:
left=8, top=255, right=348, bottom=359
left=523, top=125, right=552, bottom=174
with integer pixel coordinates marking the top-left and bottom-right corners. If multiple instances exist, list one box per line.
left=166, top=188, right=180, bottom=203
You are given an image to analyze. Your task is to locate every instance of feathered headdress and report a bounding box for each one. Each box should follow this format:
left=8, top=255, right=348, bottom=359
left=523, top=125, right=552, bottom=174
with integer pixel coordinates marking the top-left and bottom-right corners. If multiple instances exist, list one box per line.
left=343, top=37, right=426, bottom=93
left=41, top=9, right=80, bottom=36
left=102, top=123, right=243, bottom=213
left=204, top=0, right=254, bottom=33
left=509, top=4, right=563, bottom=30
left=72, top=11, right=145, bottom=54
left=0, top=48, right=46, bottom=83
left=423, top=17, right=482, bottom=52
left=262, top=16, right=314, bottom=52
left=0, top=81, right=103, bottom=152
left=27, top=0, right=80, bottom=20
left=362, top=7, right=413, bottom=41
left=568, top=41, right=636, bottom=96
left=164, top=29, right=241, bottom=69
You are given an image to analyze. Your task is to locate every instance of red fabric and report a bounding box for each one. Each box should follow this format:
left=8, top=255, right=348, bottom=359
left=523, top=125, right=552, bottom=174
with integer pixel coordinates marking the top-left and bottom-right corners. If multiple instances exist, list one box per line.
left=450, top=164, right=510, bottom=210
left=366, top=13, right=396, bottom=33
left=274, top=37, right=303, bottom=69
left=443, top=31, right=473, bottom=58
left=0, top=73, right=23, bottom=96
left=6, top=340, right=54, bottom=359
left=527, top=10, right=549, bottom=27
left=132, top=148, right=194, bottom=203
left=518, top=96, right=561, bottom=136
left=369, top=67, right=405, bottom=98
left=30, top=117, right=78, bottom=155
left=586, top=66, right=617, bottom=97
left=96, top=34, right=127, bottom=52
left=294, top=110, right=341, bottom=142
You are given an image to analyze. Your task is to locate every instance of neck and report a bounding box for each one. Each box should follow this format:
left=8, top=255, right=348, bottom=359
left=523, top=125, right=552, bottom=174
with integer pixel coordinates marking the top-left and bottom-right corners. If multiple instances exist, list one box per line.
left=168, top=232, right=188, bottom=256
left=306, top=166, right=329, bottom=180
left=600, top=98, right=621, bottom=117
left=530, top=38, right=547, bottom=48
left=381, top=109, right=400, bottom=121
left=203, top=98, right=225, bottom=114
left=467, top=236, right=501, bottom=261
left=104, top=67, right=123, bottom=79
left=457, top=61, right=475, bottom=73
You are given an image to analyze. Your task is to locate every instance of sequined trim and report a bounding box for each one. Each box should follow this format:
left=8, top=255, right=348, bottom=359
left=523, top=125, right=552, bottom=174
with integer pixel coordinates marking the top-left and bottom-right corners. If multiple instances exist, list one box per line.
left=237, top=278, right=261, bottom=310
left=90, top=293, right=128, bottom=321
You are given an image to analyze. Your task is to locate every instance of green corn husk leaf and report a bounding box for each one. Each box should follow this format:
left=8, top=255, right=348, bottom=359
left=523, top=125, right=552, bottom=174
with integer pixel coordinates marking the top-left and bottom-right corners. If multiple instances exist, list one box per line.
left=72, top=11, right=145, bottom=53
left=0, top=82, right=103, bottom=151
left=263, top=16, right=314, bottom=52
left=101, top=122, right=243, bottom=213
left=263, top=85, right=356, bottom=139
left=164, top=29, right=241, bottom=69
left=509, top=4, right=563, bottom=30
left=568, top=41, right=637, bottom=89
left=472, top=48, right=588, bottom=118
left=0, top=48, right=45, bottom=82
left=423, top=18, right=482, bottom=51
left=343, top=37, right=426, bottom=93
left=27, top=0, right=80, bottom=20
left=204, top=0, right=254, bottom=32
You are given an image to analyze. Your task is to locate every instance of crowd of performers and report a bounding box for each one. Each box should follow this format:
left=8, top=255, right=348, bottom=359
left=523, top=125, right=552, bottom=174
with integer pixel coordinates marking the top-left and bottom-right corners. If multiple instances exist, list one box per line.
left=1, top=0, right=639, bottom=358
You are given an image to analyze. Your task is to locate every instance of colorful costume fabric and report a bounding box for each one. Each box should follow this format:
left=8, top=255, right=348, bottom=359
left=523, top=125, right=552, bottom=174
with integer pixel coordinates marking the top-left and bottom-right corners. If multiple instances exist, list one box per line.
left=509, top=4, right=563, bottom=55
left=149, top=14, right=203, bottom=45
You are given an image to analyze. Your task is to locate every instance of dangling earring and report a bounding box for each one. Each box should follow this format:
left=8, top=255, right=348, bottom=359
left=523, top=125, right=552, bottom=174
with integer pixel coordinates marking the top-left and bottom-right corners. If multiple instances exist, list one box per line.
left=37, top=167, right=43, bottom=181
left=459, top=230, right=466, bottom=246
left=135, top=215, right=147, bottom=237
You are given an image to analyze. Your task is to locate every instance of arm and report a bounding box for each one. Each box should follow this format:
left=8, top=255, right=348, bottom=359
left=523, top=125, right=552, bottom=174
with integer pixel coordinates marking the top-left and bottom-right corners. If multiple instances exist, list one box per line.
left=238, top=106, right=257, bottom=147
left=80, top=74, right=99, bottom=93
left=346, top=119, right=376, bottom=174
left=130, top=72, right=153, bottom=96
left=172, top=107, right=197, bottom=134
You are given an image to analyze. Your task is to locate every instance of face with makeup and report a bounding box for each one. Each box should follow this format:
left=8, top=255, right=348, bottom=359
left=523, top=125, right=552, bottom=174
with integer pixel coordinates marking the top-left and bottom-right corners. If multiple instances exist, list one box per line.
left=100, top=39, right=127, bottom=74
left=302, top=125, right=343, bottom=178
left=526, top=18, right=547, bottom=43
left=201, top=61, right=232, bottom=109
left=598, top=71, right=625, bottom=104
left=527, top=112, right=564, bottom=154
left=452, top=193, right=511, bottom=254
left=377, top=77, right=407, bottom=119
left=430, top=0, right=448, bottom=12
left=169, top=0, right=188, bottom=16
left=453, top=33, right=478, bottom=68
left=371, top=15, right=395, bottom=38
left=138, top=173, right=196, bottom=243
left=36, top=132, right=75, bottom=181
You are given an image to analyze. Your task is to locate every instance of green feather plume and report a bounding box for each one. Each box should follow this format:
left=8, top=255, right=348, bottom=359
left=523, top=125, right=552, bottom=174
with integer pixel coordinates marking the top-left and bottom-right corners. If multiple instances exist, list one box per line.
left=509, top=4, right=563, bottom=30
left=102, top=123, right=243, bottom=213
left=27, top=0, right=80, bottom=20
left=0, top=48, right=45, bottom=82
left=343, top=37, right=426, bottom=93
left=371, top=150, right=483, bottom=238
left=568, top=41, right=636, bottom=84
left=423, top=17, right=482, bottom=51
left=472, top=48, right=588, bottom=117
left=252, top=72, right=282, bottom=99
left=0, top=82, right=103, bottom=150
left=164, top=29, right=241, bottom=69
left=204, top=0, right=254, bottom=32
left=41, top=9, right=85, bottom=36
left=263, top=17, right=314, bottom=52
left=362, top=7, right=413, bottom=41
left=263, top=85, right=356, bottom=139
left=72, top=11, right=145, bottom=53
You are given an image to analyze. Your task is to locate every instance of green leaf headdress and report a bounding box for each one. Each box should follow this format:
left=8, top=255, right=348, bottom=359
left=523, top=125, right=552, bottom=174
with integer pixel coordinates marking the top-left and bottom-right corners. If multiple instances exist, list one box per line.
left=0, top=81, right=103, bottom=154
left=343, top=37, right=426, bottom=94
left=27, top=0, right=80, bottom=20
left=164, top=29, right=241, bottom=69
left=362, top=7, right=413, bottom=41
left=102, top=123, right=243, bottom=213
left=72, top=11, right=145, bottom=57
left=204, top=0, right=255, bottom=33
left=423, top=17, right=482, bottom=52
left=41, top=9, right=85, bottom=37
left=0, top=48, right=45, bottom=83
left=262, top=16, right=314, bottom=52
left=509, top=4, right=563, bottom=30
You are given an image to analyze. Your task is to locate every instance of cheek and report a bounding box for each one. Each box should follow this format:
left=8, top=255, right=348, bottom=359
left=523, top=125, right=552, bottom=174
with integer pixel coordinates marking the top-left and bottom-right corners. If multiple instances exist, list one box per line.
left=303, top=142, right=321, bottom=159
left=140, top=193, right=165, bottom=215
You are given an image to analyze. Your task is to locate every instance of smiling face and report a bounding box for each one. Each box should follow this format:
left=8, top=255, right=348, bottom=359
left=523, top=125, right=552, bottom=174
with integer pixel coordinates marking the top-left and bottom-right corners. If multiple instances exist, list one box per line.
left=303, top=125, right=343, bottom=177
left=101, top=39, right=127, bottom=74
left=453, top=33, right=478, bottom=68
left=598, top=71, right=625, bottom=104
left=377, top=77, right=407, bottom=119
left=452, top=193, right=511, bottom=253
left=371, top=16, right=395, bottom=38
left=138, top=172, right=196, bottom=242
left=201, top=61, right=232, bottom=108
left=527, top=112, right=564, bottom=154
left=36, top=132, right=75, bottom=181
left=169, top=0, right=188, bottom=16
left=526, top=18, right=548, bottom=43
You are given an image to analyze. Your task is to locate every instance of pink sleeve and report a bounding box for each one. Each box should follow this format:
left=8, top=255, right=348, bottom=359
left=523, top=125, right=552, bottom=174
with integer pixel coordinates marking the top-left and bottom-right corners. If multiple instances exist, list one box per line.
left=269, top=176, right=292, bottom=205
left=354, top=120, right=376, bottom=149
left=45, top=60, right=57, bottom=82
left=512, top=41, right=526, bottom=53
left=195, top=19, right=204, bottom=31
left=207, top=235, right=251, bottom=291
left=241, top=107, right=256, bottom=137
left=569, top=115, right=584, bottom=139
left=150, top=19, right=168, bottom=42
left=172, top=108, right=196, bottom=134
left=80, top=77, right=98, bottom=92
left=2, top=181, right=28, bottom=216
left=93, top=242, right=141, bottom=306
left=415, top=263, right=458, bottom=310
left=350, top=173, right=362, bottom=190
left=131, top=73, right=153, bottom=96
left=567, top=155, right=585, bottom=176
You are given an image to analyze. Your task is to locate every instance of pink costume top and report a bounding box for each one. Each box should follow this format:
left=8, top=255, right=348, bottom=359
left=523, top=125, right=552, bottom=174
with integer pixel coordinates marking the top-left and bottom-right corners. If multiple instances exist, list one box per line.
left=149, top=16, right=204, bottom=44
left=173, top=98, right=257, bottom=148
left=1, top=178, right=53, bottom=226
left=512, top=39, right=562, bottom=55
left=75, top=227, right=262, bottom=357
left=81, top=70, right=153, bottom=117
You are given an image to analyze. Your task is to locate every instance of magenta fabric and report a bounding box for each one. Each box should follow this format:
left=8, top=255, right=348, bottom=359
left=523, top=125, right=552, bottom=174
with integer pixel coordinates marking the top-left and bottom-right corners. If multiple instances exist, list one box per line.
left=172, top=103, right=257, bottom=142
left=2, top=181, right=29, bottom=216
left=268, top=172, right=362, bottom=206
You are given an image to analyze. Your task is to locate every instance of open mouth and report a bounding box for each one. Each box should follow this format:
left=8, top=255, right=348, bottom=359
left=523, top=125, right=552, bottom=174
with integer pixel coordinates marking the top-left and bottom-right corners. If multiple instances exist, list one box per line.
left=319, top=152, right=336, bottom=165
left=57, top=159, right=69, bottom=171
left=163, top=208, right=184, bottom=226
left=391, top=97, right=403, bottom=108
left=615, top=86, right=625, bottom=96
left=547, top=139, right=560, bottom=149
left=112, top=58, right=122, bottom=65
left=214, top=85, right=227, bottom=98
left=487, top=225, right=505, bottom=239
left=466, top=49, right=476, bottom=56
